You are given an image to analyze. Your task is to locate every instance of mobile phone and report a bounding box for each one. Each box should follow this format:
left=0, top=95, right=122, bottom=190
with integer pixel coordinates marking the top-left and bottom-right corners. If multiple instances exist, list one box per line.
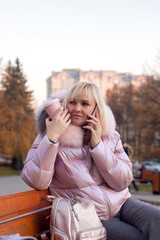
left=91, top=104, right=97, bottom=116
left=86, top=104, right=97, bottom=128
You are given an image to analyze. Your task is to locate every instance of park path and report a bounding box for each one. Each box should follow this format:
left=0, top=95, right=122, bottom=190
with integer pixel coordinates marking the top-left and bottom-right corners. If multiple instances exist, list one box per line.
left=0, top=175, right=33, bottom=196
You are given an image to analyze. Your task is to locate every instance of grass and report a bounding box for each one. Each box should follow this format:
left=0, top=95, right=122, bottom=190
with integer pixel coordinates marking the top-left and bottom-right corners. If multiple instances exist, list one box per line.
left=0, top=166, right=18, bottom=177
left=129, top=183, right=152, bottom=192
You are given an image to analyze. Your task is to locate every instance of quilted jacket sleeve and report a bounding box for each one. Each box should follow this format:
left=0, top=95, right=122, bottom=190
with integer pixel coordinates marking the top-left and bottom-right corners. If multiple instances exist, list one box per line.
left=89, top=131, right=133, bottom=191
left=21, top=134, right=59, bottom=190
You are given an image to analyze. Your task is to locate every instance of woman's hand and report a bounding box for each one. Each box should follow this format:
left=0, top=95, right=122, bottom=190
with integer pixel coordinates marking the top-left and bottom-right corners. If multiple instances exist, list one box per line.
left=46, top=107, right=71, bottom=143
left=83, top=111, right=102, bottom=149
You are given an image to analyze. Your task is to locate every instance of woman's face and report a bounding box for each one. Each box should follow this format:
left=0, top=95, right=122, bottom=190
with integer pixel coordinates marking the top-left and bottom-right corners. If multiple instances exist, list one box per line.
left=67, top=92, right=96, bottom=127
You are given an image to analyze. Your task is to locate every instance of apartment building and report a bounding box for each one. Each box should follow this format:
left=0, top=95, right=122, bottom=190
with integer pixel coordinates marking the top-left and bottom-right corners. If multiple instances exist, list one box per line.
left=46, top=69, right=146, bottom=97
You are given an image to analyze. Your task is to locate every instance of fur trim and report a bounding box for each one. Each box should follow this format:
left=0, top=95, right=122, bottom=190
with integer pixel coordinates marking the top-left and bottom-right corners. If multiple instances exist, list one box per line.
left=36, top=109, right=48, bottom=135
left=102, top=105, right=116, bottom=138
left=59, top=124, right=84, bottom=148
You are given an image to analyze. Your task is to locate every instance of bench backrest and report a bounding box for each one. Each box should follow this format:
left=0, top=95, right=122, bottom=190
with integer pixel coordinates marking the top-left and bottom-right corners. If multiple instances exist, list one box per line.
left=141, top=169, right=153, bottom=181
left=0, top=189, right=51, bottom=238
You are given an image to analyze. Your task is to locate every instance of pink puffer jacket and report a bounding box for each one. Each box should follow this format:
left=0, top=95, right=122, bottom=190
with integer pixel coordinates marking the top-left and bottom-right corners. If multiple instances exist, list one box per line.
left=21, top=95, right=133, bottom=221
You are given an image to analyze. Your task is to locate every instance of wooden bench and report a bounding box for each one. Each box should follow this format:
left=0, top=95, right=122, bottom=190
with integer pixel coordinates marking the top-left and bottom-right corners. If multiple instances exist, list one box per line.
left=0, top=189, right=52, bottom=239
left=1, top=184, right=160, bottom=239
left=132, top=169, right=154, bottom=191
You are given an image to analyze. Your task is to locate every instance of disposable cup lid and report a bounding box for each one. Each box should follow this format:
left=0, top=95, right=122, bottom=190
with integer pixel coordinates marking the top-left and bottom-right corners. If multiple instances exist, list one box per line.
left=42, top=98, right=60, bottom=109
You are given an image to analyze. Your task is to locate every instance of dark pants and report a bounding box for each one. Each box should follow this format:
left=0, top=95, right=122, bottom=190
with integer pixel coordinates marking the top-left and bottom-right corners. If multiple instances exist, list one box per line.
left=102, top=198, right=160, bottom=240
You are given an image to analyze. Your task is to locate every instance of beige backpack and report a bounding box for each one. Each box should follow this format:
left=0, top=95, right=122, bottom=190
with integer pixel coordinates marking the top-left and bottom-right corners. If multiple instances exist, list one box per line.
left=47, top=196, right=106, bottom=240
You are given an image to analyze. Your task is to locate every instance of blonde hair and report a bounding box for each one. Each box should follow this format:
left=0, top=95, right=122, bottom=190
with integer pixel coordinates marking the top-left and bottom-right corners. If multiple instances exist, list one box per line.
left=63, top=82, right=107, bottom=131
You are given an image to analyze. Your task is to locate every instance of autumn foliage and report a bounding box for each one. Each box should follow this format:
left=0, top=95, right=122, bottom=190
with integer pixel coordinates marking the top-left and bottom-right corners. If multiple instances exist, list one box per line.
left=0, top=58, right=37, bottom=169
left=106, top=77, right=160, bottom=161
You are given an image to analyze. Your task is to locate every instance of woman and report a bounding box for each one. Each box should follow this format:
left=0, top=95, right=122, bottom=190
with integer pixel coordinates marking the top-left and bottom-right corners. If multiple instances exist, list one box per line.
left=21, top=82, right=160, bottom=240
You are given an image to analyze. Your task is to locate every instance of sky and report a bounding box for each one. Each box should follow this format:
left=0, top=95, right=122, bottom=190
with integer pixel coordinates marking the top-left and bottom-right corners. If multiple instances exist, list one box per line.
left=0, top=0, right=160, bottom=106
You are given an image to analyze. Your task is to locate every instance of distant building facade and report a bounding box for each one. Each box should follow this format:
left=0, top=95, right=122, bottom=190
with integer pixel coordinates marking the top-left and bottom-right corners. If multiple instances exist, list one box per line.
left=46, top=69, right=147, bottom=97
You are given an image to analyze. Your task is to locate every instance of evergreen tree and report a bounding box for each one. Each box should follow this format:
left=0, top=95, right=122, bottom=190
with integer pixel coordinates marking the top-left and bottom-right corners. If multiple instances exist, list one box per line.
left=0, top=58, right=36, bottom=171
